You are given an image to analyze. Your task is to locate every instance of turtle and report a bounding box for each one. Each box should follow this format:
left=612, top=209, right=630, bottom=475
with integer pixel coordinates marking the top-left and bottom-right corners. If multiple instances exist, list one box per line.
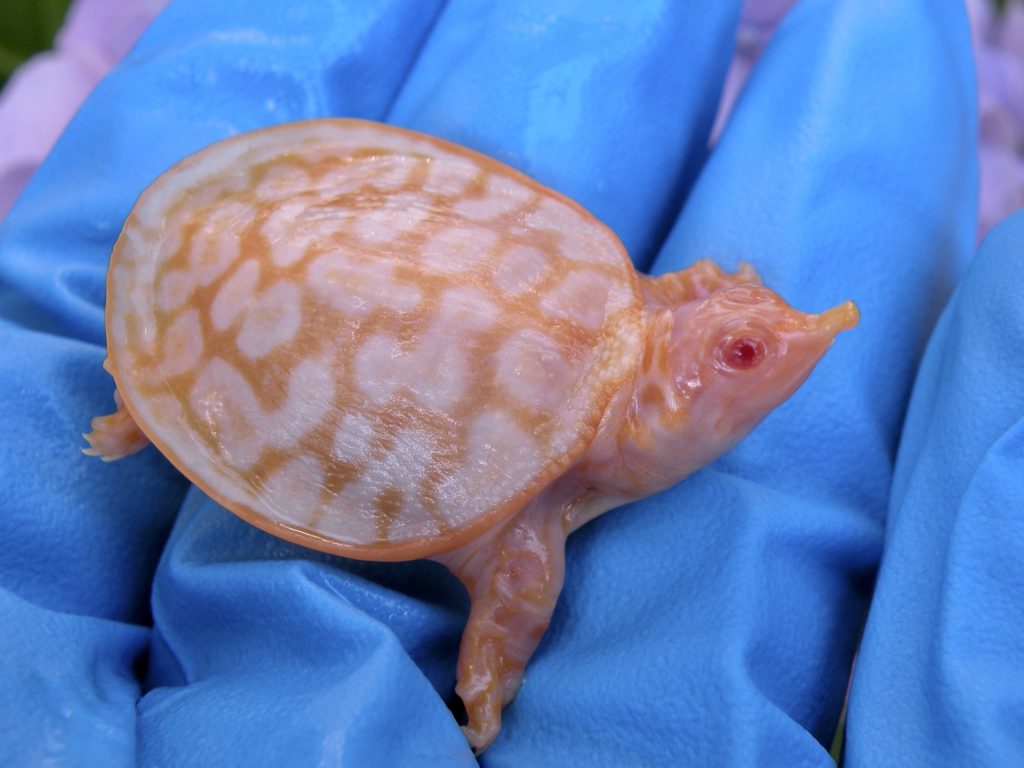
left=84, top=118, right=859, bottom=752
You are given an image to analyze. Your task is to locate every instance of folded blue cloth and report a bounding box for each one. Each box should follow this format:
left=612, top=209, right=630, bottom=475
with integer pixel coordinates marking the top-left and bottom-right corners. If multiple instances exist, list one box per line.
left=846, top=210, right=1024, bottom=766
left=1, top=1, right=1002, bottom=765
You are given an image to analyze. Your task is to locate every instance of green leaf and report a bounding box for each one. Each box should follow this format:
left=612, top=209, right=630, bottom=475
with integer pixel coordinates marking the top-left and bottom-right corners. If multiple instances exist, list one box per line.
left=0, top=0, right=73, bottom=86
left=829, top=698, right=847, bottom=765
left=0, top=42, right=26, bottom=81
left=994, top=0, right=1024, bottom=14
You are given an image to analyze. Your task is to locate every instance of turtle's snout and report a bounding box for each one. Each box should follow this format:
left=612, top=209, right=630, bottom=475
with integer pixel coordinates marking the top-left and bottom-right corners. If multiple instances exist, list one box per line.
left=812, top=300, right=860, bottom=337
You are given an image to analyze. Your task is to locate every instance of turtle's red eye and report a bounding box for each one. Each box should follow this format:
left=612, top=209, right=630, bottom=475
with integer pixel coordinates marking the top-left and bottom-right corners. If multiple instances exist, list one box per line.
left=721, top=337, right=766, bottom=370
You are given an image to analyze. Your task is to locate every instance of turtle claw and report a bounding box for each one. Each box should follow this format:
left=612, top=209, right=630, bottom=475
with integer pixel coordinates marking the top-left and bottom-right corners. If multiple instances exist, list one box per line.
left=461, top=720, right=499, bottom=755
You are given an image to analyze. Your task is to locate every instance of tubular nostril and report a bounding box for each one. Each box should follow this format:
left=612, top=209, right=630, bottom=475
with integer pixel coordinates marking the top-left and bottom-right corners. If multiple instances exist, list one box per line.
left=814, top=301, right=860, bottom=335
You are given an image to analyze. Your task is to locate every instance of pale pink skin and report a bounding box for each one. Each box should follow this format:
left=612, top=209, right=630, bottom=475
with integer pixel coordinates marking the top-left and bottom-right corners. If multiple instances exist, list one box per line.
left=86, top=255, right=857, bottom=752
left=434, top=263, right=858, bottom=750
left=83, top=120, right=857, bottom=753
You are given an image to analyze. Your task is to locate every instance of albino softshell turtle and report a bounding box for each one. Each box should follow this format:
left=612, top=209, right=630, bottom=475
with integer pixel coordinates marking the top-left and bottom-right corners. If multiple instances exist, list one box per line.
left=85, top=118, right=858, bottom=752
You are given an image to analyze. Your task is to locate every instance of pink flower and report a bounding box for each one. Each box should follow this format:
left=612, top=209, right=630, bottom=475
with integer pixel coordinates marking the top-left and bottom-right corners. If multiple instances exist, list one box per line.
left=0, top=0, right=169, bottom=220
left=711, top=0, right=797, bottom=144
left=967, top=0, right=1024, bottom=241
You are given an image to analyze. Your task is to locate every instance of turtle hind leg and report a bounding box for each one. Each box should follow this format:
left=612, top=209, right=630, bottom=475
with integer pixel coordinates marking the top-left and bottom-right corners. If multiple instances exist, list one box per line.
left=83, top=388, right=150, bottom=461
left=434, top=494, right=569, bottom=753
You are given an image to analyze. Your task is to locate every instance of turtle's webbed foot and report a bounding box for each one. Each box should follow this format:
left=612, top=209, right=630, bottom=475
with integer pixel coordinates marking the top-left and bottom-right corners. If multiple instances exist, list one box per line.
left=456, top=594, right=546, bottom=753
left=83, top=389, right=150, bottom=461
left=459, top=662, right=504, bottom=754
left=438, top=499, right=569, bottom=753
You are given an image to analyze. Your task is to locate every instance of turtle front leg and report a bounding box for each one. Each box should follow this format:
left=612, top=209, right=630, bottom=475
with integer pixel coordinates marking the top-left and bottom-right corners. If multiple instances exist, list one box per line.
left=639, top=258, right=761, bottom=308
left=434, top=492, right=569, bottom=753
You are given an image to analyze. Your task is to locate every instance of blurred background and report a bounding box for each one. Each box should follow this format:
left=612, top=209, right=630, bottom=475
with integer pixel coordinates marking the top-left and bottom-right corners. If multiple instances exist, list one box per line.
left=0, top=0, right=1021, bottom=235
left=0, top=0, right=71, bottom=88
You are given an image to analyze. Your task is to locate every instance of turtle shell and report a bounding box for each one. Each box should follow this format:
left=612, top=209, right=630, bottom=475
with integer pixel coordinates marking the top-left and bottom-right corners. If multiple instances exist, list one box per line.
left=106, top=119, right=643, bottom=560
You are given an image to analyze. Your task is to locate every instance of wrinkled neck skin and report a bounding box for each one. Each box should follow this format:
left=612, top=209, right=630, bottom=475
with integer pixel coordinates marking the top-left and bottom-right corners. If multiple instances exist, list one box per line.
left=431, top=278, right=856, bottom=752
left=436, top=303, right=711, bottom=575
left=430, top=306, right=735, bottom=752
left=572, top=304, right=747, bottom=526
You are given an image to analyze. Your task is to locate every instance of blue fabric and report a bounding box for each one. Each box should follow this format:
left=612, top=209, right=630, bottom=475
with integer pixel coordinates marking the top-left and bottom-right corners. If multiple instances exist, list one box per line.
left=0, top=0, right=997, bottom=765
left=845, top=211, right=1024, bottom=765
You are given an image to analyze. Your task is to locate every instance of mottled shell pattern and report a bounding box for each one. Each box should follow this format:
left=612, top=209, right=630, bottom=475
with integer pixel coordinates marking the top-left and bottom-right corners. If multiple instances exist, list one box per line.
left=105, top=119, right=644, bottom=560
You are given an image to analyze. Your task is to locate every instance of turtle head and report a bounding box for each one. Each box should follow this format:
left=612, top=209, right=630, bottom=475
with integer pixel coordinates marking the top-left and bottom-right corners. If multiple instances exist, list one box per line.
left=666, top=284, right=859, bottom=466
left=581, top=283, right=858, bottom=500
